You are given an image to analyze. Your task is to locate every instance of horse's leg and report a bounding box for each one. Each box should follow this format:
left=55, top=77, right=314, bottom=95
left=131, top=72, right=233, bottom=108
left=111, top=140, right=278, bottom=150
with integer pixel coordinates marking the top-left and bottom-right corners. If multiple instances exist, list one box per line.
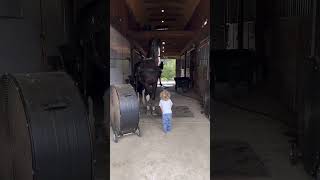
left=152, top=83, right=157, bottom=100
left=159, top=73, right=162, bottom=86
left=151, top=83, right=157, bottom=115
left=159, top=77, right=162, bottom=86
left=146, top=94, right=150, bottom=102
left=152, top=101, right=156, bottom=114
left=146, top=93, right=151, bottom=114
left=142, top=89, right=146, bottom=106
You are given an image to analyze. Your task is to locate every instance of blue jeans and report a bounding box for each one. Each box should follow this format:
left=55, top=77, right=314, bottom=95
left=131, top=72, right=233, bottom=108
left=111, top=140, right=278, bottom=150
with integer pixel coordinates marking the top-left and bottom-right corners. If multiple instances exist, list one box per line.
left=162, top=113, right=172, bottom=133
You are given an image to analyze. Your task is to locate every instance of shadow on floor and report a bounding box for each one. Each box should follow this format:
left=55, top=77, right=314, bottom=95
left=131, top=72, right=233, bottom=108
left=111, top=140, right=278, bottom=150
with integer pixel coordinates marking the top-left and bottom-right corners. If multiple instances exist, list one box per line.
left=213, top=139, right=270, bottom=178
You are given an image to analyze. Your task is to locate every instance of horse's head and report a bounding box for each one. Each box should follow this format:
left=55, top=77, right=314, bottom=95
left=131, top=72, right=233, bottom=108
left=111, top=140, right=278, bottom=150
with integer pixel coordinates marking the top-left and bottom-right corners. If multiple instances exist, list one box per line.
left=148, top=38, right=161, bottom=66
left=144, top=84, right=154, bottom=95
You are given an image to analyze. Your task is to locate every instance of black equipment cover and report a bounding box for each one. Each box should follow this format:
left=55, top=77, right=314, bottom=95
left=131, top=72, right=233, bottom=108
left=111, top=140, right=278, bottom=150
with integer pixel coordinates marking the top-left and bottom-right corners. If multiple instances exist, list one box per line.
left=110, top=84, right=139, bottom=135
left=0, top=72, right=94, bottom=180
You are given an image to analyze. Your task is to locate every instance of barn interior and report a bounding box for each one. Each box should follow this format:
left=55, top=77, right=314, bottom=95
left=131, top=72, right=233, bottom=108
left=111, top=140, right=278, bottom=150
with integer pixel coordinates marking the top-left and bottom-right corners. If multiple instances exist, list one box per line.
left=110, top=0, right=210, bottom=179
left=0, top=0, right=108, bottom=180
left=212, top=0, right=320, bottom=180
left=1, top=0, right=319, bottom=179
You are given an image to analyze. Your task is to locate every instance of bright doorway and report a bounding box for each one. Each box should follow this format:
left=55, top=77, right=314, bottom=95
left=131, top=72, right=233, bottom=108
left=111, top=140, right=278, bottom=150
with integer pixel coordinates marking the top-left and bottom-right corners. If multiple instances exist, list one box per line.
left=160, top=59, right=176, bottom=87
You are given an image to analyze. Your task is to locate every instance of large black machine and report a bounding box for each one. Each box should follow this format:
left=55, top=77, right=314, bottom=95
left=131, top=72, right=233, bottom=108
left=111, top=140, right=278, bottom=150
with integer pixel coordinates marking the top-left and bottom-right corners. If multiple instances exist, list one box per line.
left=174, top=77, right=191, bottom=93
left=131, top=38, right=163, bottom=114
left=0, top=72, right=94, bottom=180
left=108, top=39, right=163, bottom=142
left=109, top=84, right=141, bottom=143
left=0, top=2, right=107, bottom=178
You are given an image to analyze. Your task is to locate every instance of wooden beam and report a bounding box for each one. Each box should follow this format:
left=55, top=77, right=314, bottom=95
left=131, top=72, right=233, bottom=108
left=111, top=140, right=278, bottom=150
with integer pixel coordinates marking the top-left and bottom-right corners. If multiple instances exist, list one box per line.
left=143, top=0, right=184, bottom=3
left=128, top=30, right=195, bottom=57
left=149, top=13, right=183, bottom=17
left=128, top=30, right=195, bottom=40
left=146, top=7, right=183, bottom=11
left=148, top=18, right=177, bottom=22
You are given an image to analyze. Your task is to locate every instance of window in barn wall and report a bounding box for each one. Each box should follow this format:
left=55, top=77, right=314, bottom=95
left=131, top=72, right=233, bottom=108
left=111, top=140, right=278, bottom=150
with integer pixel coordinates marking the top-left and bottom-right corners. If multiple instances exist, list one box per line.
left=186, top=51, right=191, bottom=77
left=180, top=54, right=185, bottom=77
left=226, top=22, right=255, bottom=50
left=198, top=41, right=209, bottom=66
left=197, top=39, right=210, bottom=80
left=0, top=0, right=23, bottom=18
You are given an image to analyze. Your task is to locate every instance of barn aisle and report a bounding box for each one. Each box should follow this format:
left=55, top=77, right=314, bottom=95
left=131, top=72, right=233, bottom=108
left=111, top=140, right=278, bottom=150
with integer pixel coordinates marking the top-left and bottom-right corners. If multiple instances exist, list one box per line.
left=110, top=87, right=210, bottom=180
left=213, top=101, right=311, bottom=180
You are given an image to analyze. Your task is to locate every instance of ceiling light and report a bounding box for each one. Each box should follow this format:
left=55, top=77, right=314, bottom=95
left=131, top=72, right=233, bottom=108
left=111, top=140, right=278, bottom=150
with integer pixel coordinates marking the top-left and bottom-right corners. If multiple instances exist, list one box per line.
left=202, top=19, right=208, bottom=28
left=161, top=9, right=165, bottom=13
left=156, top=27, right=168, bottom=31
left=162, top=41, right=165, bottom=45
left=161, top=20, right=165, bottom=23
left=162, top=50, right=165, bottom=53
left=162, top=46, right=165, bottom=49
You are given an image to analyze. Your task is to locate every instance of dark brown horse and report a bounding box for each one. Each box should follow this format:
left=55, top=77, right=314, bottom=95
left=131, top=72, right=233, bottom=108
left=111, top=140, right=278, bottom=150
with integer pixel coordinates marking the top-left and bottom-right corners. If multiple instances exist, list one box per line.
left=132, top=39, right=162, bottom=113
left=134, top=60, right=161, bottom=100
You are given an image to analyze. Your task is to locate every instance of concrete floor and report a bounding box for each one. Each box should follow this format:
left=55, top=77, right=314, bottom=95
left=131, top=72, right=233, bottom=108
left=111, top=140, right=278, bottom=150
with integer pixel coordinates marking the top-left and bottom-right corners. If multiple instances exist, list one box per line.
left=110, top=88, right=210, bottom=180
left=214, top=101, right=312, bottom=180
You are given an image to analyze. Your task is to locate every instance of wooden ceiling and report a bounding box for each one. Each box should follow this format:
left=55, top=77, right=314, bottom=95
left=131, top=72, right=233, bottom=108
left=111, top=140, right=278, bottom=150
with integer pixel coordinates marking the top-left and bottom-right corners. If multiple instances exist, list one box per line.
left=128, top=31, right=195, bottom=57
left=125, top=0, right=202, bottom=57
left=125, top=0, right=200, bottom=30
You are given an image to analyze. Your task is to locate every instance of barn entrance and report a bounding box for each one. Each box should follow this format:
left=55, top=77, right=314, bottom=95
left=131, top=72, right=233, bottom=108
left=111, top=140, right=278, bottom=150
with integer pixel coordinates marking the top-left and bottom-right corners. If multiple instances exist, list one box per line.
left=160, top=59, right=176, bottom=87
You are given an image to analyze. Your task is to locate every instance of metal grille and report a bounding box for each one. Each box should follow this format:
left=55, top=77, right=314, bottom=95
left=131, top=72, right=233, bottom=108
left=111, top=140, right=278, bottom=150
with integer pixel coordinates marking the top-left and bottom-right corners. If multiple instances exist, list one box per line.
left=0, top=76, right=9, bottom=122
left=198, top=41, right=210, bottom=66
left=0, top=75, right=9, bottom=179
left=2, top=76, right=8, bottom=105
left=279, top=0, right=313, bottom=17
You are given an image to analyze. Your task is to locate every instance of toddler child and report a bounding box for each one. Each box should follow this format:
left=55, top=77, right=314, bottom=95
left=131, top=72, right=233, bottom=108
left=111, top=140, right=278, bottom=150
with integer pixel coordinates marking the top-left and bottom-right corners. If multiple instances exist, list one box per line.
left=159, top=90, right=173, bottom=133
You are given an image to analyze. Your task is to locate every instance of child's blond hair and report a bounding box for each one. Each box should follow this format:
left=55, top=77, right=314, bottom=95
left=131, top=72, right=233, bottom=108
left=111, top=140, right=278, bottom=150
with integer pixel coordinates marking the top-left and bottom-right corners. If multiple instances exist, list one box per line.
left=160, top=90, right=171, bottom=101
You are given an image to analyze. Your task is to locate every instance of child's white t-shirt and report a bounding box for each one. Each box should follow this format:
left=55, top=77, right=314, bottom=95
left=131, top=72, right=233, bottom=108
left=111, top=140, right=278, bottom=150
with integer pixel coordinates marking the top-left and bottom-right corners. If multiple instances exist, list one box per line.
left=159, top=99, right=173, bottom=114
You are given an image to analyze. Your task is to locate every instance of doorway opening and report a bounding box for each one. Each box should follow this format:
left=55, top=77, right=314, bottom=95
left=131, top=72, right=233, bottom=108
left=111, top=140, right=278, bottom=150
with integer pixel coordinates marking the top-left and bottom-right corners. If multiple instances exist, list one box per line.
left=160, top=59, right=176, bottom=87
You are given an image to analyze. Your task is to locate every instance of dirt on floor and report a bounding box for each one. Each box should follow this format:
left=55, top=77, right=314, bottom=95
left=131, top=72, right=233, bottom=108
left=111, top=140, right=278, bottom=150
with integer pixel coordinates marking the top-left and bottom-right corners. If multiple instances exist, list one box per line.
left=110, top=87, right=210, bottom=180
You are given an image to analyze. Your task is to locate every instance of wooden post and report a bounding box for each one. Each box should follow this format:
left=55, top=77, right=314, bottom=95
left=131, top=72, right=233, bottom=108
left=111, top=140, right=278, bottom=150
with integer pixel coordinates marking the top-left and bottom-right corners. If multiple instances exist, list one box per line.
left=184, top=53, right=187, bottom=77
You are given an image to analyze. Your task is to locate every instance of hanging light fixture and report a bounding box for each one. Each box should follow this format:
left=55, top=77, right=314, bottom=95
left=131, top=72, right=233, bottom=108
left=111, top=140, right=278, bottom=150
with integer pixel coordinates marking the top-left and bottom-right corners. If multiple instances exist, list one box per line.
left=202, top=19, right=208, bottom=28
